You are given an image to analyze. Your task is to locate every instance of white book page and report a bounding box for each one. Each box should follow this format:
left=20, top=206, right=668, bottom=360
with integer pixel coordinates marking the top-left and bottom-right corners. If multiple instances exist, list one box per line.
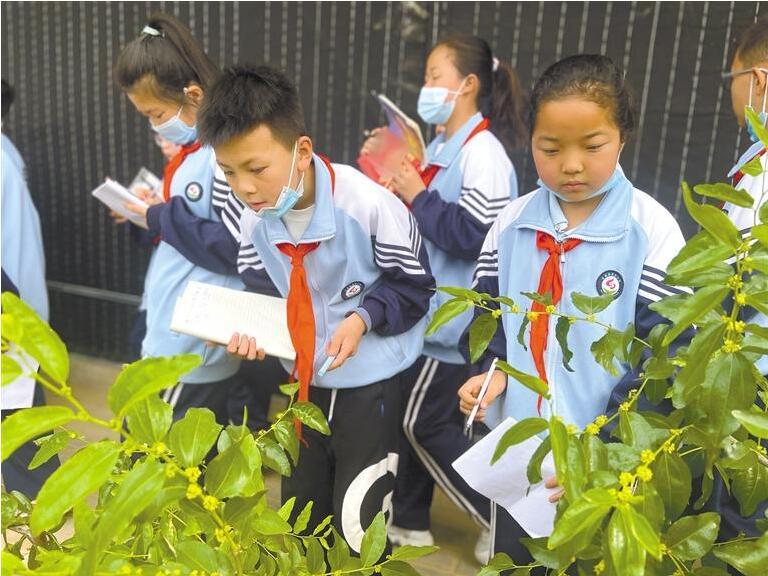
left=129, top=167, right=162, bottom=198
left=170, top=281, right=295, bottom=361
left=452, top=416, right=558, bottom=537
left=92, top=178, right=148, bottom=228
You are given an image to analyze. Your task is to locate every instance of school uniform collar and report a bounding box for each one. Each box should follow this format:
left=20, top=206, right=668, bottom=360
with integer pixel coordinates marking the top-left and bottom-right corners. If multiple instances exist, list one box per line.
left=426, top=112, right=485, bottom=168
left=728, top=141, right=766, bottom=179
left=514, top=167, right=634, bottom=242
left=264, top=154, right=336, bottom=246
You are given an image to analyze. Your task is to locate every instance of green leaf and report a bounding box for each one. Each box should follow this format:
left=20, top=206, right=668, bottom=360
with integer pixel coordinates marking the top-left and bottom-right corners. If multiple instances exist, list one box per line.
left=496, top=360, right=549, bottom=398
left=125, top=394, right=172, bottom=444
left=664, top=512, right=720, bottom=561
left=740, top=154, right=765, bottom=177
left=650, top=284, right=729, bottom=347
left=381, top=560, right=422, bottom=576
left=549, top=417, right=569, bottom=488
left=293, top=501, right=313, bottom=534
left=713, top=531, right=768, bottom=576
left=1, top=354, right=22, bottom=386
left=750, top=223, right=768, bottom=247
left=81, top=459, right=165, bottom=573
left=665, top=262, right=734, bottom=288
left=746, top=106, right=768, bottom=149
left=607, top=508, right=646, bottom=576
left=257, top=435, right=292, bottom=476
left=438, top=286, right=483, bottom=301
left=555, top=316, right=574, bottom=371
left=279, top=382, right=299, bottom=397
left=292, top=402, right=331, bottom=435
left=731, top=462, right=768, bottom=516
left=390, top=545, right=439, bottom=561
left=522, top=291, right=553, bottom=307
left=698, top=354, right=756, bottom=438
left=666, top=230, right=733, bottom=278
left=273, top=419, right=300, bottom=465
left=590, top=329, right=624, bottom=377
left=175, top=540, right=222, bottom=572
left=744, top=275, right=768, bottom=315
left=617, top=411, right=668, bottom=450
left=548, top=488, right=614, bottom=549
left=168, top=408, right=222, bottom=468
left=693, top=183, right=754, bottom=208
left=636, top=482, right=665, bottom=532
left=469, top=313, right=498, bottom=364
left=652, top=451, right=692, bottom=521
left=491, top=418, right=548, bottom=464
left=761, top=198, right=768, bottom=223
left=732, top=409, right=768, bottom=438
left=527, top=436, right=552, bottom=485
left=425, top=298, right=472, bottom=336
left=254, top=507, right=292, bottom=535
left=571, top=291, right=614, bottom=315
left=205, top=434, right=262, bottom=498
left=1, top=292, right=69, bottom=384
left=1, top=406, right=75, bottom=462
left=30, top=440, right=120, bottom=535
left=623, top=505, right=662, bottom=560
left=682, top=181, right=741, bottom=250
left=328, top=527, right=351, bottom=569
left=360, top=511, right=386, bottom=566
left=1, top=551, right=26, bottom=576
left=673, top=322, right=727, bottom=407
left=312, top=513, right=333, bottom=536
left=107, top=355, right=201, bottom=417
left=516, top=314, right=530, bottom=351
left=29, top=430, right=72, bottom=470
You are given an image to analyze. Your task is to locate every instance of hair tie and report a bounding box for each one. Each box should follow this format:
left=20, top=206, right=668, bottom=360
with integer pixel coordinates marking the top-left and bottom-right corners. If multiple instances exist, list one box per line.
left=492, top=57, right=500, bottom=72
left=141, top=25, right=163, bottom=37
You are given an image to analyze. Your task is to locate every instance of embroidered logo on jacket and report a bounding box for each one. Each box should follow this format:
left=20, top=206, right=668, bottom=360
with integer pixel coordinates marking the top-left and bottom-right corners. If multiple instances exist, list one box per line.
left=596, top=270, right=624, bottom=298
left=185, top=182, right=203, bottom=202
left=341, top=281, right=365, bottom=300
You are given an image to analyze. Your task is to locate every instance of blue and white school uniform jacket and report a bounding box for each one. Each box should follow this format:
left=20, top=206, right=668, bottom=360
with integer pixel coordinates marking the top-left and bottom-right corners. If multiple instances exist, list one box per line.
left=412, top=112, right=517, bottom=364
left=470, top=169, right=686, bottom=429
left=725, top=145, right=768, bottom=375
left=1, top=133, right=48, bottom=322
left=142, top=146, right=243, bottom=384
left=147, top=155, right=436, bottom=389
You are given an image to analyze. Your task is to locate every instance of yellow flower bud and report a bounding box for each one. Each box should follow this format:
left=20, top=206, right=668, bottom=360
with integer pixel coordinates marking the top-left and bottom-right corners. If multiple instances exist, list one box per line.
left=640, top=449, right=655, bottom=464
left=202, top=495, right=219, bottom=511
left=185, top=483, right=202, bottom=500
left=636, top=465, right=653, bottom=482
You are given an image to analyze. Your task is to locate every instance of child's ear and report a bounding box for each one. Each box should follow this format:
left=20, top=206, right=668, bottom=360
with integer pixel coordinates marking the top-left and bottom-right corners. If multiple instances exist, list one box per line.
left=296, top=136, right=314, bottom=171
left=183, top=83, right=205, bottom=107
left=464, top=73, right=480, bottom=97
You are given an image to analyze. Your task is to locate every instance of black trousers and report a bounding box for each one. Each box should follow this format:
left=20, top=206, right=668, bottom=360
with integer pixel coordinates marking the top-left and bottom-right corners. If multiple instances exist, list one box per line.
left=1, top=384, right=61, bottom=499
left=393, top=355, right=491, bottom=530
left=282, top=377, right=401, bottom=555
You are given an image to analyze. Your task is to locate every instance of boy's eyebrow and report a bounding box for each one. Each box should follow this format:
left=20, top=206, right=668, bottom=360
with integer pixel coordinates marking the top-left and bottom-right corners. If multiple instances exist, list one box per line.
left=536, top=135, right=560, bottom=142
left=583, top=131, right=608, bottom=139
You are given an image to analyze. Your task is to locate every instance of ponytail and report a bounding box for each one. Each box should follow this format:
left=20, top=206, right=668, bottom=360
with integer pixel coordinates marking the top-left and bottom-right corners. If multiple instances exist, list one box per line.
left=114, top=12, right=218, bottom=101
left=433, top=34, right=528, bottom=153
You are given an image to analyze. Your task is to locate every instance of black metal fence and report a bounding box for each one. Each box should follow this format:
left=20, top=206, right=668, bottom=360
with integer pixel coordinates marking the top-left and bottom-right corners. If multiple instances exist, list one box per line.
left=1, top=1, right=764, bottom=359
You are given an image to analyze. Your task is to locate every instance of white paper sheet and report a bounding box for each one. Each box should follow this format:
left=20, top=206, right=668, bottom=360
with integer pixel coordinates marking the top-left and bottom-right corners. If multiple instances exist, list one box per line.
left=170, top=281, right=296, bottom=361
left=1, top=345, right=38, bottom=410
left=452, top=416, right=558, bottom=538
left=91, top=178, right=148, bottom=228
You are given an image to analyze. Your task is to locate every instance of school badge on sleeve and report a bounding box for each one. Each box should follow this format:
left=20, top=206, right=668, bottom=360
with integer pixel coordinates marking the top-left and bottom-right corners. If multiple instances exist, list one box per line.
left=341, top=281, right=365, bottom=300
left=596, top=270, right=624, bottom=298
left=185, top=182, right=203, bottom=202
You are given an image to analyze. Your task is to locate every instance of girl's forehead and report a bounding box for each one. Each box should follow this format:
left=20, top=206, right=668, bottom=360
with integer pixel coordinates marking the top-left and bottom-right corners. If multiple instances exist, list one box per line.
left=427, top=46, right=456, bottom=72
left=534, top=98, right=619, bottom=136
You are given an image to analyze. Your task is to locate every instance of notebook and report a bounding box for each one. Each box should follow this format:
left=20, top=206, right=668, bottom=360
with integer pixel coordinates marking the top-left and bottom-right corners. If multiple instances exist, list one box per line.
left=170, top=281, right=296, bottom=361
left=91, top=178, right=149, bottom=228
left=128, top=167, right=161, bottom=197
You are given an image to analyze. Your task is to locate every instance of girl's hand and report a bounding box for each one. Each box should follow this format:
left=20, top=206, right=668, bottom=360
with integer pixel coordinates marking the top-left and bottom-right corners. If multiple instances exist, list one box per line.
left=389, top=159, right=426, bottom=204
left=124, top=186, right=162, bottom=219
left=108, top=210, right=129, bottom=225
left=325, top=313, right=367, bottom=371
left=457, top=370, right=507, bottom=420
left=360, top=126, right=388, bottom=157
left=545, top=476, right=565, bottom=503
left=226, top=332, right=266, bottom=361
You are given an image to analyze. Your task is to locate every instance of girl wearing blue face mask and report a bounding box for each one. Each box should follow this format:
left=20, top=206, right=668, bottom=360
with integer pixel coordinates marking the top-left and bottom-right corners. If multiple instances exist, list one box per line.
left=361, top=35, right=526, bottom=560
left=112, top=13, right=253, bottom=428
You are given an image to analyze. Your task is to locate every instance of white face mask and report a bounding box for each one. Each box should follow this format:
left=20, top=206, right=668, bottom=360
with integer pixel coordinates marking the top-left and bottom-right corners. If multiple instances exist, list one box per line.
left=417, top=77, right=467, bottom=125
left=255, top=142, right=304, bottom=220
left=149, top=88, right=198, bottom=145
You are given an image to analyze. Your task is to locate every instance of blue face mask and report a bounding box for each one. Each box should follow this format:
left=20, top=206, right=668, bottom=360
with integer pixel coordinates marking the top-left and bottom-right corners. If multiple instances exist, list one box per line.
left=256, top=143, right=305, bottom=220
left=539, top=166, right=624, bottom=204
left=151, top=102, right=197, bottom=145
left=417, top=78, right=467, bottom=125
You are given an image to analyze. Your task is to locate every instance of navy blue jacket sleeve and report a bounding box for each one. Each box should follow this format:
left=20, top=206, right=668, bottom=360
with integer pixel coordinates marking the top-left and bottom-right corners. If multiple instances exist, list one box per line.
left=357, top=208, right=436, bottom=337
left=411, top=190, right=494, bottom=260
left=146, top=198, right=238, bottom=276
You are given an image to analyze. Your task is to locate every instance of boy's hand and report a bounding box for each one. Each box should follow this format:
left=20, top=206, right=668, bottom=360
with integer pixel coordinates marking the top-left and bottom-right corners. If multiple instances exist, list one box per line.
left=325, top=313, right=367, bottom=371
left=457, top=370, right=507, bottom=421
left=545, top=476, right=565, bottom=503
left=226, top=332, right=266, bottom=361
left=389, top=159, right=425, bottom=204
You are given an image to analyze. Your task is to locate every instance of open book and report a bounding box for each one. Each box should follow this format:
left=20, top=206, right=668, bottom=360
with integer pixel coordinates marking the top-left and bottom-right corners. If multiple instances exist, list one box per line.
left=91, top=178, right=149, bottom=229
left=128, top=167, right=161, bottom=197
left=358, top=92, right=428, bottom=184
left=170, top=281, right=296, bottom=361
